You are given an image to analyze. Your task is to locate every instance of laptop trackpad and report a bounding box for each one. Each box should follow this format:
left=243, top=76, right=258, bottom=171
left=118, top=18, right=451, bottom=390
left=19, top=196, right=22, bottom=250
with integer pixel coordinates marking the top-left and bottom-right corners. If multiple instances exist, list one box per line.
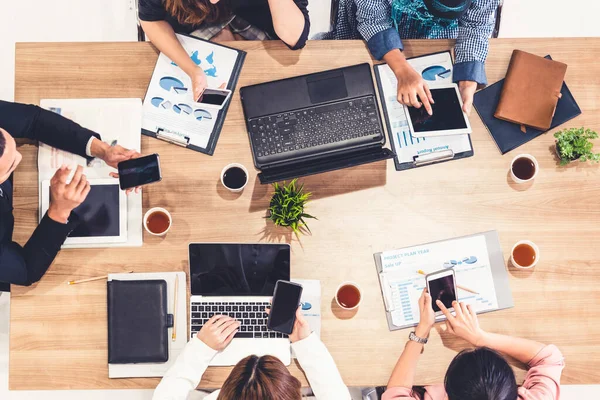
left=307, top=70, right=348, bottom=104
left=209, top=338, right=291, bottom=366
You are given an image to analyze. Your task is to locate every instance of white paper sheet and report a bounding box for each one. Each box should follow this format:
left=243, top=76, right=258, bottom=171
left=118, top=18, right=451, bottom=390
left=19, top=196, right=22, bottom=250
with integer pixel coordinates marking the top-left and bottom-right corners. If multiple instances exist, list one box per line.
left=142, top=34, right=239, bottom=150
left=379, top=235, right=499, bottom=328
left=377, top=52, right=472, bottom=164
left=38, top=98, right=143, bottom=248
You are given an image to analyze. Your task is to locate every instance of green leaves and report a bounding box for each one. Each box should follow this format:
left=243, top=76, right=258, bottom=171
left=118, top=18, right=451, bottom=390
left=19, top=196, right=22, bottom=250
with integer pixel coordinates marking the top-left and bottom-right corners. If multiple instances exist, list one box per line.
left=555, top=127, right=600, bottom=166
left=267, top=178, right=316, bottom=235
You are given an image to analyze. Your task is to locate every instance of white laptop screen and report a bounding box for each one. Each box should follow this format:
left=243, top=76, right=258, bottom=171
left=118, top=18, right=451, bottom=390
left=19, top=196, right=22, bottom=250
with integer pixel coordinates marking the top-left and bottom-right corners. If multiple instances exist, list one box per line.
left=189, top=244, right=291, bottom=296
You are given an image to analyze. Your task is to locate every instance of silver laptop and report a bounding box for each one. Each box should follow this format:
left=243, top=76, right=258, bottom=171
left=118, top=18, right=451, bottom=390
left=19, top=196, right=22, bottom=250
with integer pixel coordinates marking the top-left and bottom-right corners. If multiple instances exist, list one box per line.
left=188, top=243, right=291, bottom=366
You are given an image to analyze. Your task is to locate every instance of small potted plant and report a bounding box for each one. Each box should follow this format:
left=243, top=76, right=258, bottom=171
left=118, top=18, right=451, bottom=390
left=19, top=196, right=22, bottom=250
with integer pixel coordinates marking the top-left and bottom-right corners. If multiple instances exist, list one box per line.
left=267, top=179, right=316, bottom=236
left=554, top=127, right=600, bottom=166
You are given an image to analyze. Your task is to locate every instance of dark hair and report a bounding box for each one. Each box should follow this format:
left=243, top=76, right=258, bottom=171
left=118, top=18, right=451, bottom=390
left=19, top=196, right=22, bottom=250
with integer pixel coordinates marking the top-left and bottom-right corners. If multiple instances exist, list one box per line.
left=0, top=129, right=5, bottom=158
left=163, top=0, right=230, bottom=27
left=444, top=347, right=518, bottom=400
left=217, top=355, right=302, bottom=400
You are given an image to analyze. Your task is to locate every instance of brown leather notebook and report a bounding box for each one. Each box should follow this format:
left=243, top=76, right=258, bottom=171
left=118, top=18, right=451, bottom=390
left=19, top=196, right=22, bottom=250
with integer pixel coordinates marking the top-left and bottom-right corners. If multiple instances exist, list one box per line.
left=494, top=50, right=567, bottom=131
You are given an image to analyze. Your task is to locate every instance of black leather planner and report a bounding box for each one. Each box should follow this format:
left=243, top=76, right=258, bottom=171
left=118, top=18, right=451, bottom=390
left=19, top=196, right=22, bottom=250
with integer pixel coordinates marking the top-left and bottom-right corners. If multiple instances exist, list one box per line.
left=107, top=280, right=173, bottom=364
left=473, top=55, right=582, bottom=154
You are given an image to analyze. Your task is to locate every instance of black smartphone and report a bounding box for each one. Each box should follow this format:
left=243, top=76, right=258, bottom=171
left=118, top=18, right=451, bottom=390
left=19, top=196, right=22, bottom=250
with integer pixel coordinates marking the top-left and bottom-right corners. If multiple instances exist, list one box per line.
left=117, top=153, right=162, bottom=190
left=267, top=280, right=303, bottom=335
left=426, top=269, right=457, bottom=315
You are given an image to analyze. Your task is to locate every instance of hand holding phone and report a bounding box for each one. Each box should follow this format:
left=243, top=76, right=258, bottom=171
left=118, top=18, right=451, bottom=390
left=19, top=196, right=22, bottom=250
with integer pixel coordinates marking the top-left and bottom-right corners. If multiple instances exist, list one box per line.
left=117, top=153, right=162, bottom=190
left=426, top=269, right=457, bottom=316
left=267, top=280, right=303, bottom=335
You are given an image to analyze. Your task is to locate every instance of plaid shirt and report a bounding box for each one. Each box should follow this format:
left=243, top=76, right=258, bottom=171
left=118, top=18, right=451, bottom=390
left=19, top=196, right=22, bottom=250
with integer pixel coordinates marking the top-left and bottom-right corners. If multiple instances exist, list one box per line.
left=317, top=0, right=499, bottom=85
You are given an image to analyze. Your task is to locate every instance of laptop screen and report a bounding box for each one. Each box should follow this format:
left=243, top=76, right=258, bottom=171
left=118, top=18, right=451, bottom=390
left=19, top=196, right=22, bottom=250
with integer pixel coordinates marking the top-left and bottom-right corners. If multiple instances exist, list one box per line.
left=189, top=244, right=291, bottom=296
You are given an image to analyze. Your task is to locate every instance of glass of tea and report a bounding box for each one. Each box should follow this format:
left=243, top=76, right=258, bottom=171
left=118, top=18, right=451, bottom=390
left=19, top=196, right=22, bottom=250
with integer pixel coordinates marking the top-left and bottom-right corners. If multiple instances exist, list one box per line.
left=335, top=282, right=362, bottom=310
left=510, top=240, right=539, bottom=269
left=510, top=154, right=539, bottom=184
left=143, top=207, right=172, bottom=237
left=221, top=163, right=249, bottom=193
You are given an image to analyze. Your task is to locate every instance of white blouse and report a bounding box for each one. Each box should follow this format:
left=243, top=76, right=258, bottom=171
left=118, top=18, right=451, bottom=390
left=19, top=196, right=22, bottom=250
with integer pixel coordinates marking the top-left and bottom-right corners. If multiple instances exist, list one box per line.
left=152, top=332, right=351, bottom=400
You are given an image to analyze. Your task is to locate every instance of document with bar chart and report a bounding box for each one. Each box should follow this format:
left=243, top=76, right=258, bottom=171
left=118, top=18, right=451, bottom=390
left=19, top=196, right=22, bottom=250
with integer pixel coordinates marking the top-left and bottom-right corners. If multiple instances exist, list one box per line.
left=373, top=231, right=514, bottom=331
left=374, top=51, right=473, bottom=171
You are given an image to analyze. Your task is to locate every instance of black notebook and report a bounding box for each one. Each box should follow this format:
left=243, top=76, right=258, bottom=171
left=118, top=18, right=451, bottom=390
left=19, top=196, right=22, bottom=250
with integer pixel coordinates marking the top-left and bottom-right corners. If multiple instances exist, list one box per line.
left=107, top=280, right=173, bottom=364
left=473, top=55, right=582, bottom=154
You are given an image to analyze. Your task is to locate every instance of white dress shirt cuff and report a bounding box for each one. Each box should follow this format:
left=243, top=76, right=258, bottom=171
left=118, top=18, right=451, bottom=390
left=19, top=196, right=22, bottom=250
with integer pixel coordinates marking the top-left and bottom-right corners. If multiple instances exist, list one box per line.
left=85, top=137, right=96, bottom=157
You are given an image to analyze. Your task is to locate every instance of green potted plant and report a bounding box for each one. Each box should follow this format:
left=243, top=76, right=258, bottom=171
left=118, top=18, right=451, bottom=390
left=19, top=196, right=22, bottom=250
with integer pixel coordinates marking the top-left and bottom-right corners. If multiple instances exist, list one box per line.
left=267, top=179, right=316, bottom=236
left=554, top=127, right=600, bottom=166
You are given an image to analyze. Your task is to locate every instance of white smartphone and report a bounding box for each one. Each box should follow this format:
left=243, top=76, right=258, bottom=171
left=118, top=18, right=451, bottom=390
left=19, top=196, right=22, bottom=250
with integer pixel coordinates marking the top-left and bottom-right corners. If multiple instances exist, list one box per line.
left=196, top=88, right=232, bottom=110
left=426, top=268, right=457, bottom=316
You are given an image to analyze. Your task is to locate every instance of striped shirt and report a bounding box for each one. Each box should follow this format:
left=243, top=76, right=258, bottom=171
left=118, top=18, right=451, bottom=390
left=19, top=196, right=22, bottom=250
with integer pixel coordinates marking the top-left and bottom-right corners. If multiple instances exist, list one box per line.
left=315, top=0, right=499, bottom=84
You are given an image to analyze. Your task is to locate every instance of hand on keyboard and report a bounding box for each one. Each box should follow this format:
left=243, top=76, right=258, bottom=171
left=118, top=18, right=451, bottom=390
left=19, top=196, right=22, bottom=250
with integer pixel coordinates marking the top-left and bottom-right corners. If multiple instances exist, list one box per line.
left=195, top=315, right=240, bottom=351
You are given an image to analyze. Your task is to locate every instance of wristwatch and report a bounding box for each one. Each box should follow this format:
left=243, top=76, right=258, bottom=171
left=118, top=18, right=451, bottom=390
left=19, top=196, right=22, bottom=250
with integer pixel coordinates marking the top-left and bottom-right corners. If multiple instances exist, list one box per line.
left=409, top=331, right=428, bottom=345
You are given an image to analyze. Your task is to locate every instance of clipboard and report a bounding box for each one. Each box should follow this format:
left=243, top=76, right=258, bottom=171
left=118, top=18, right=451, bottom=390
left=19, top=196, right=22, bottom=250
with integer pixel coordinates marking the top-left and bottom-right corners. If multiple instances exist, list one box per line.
left=373, top=51, right=474, bottom=171
left=373, top=231, right=514, bottom=331
left=141, top=33, right=246, bottom=156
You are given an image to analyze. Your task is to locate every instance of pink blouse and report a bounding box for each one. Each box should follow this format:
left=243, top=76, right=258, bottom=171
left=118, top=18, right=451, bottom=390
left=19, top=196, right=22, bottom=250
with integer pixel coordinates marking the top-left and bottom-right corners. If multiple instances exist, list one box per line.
left=382, top=345, right=564, bottom=400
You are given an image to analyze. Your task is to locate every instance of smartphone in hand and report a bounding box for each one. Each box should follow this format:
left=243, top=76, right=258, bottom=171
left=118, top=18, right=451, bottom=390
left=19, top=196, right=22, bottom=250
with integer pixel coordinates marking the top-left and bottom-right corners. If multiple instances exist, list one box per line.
left=196, top=88, right=232, bottom=110
left=426, top=269, right=457, bottom=316
left=117, top=153, right=162, bottom=190
left=267, top=280, right=303, bottom=335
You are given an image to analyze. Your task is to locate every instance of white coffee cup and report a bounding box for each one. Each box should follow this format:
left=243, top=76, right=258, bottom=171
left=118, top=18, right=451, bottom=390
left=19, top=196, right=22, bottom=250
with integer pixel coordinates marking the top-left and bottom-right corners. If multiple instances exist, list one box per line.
left=510, top=154, right=539, bottom=184
left=143, top=207, right=172, bottom=237
left=220, top=163, right=249, bottom=193
left=335, top=281, right=362, bottom=310
left=510, top=240, right=540, bottom=269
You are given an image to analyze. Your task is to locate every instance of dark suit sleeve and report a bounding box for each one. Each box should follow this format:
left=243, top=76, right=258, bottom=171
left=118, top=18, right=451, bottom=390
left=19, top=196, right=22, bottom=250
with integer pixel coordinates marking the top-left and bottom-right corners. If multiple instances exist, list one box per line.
left=0, top=212, right=80, bottom=286
left=288, top=0, right=310, bottom=50
left=0, top=100, right=100, bottom=159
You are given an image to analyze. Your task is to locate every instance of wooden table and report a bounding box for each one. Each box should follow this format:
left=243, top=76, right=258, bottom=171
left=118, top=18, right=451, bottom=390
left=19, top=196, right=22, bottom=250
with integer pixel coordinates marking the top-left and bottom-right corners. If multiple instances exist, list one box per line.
left=10, top=39, right=600, bottom=390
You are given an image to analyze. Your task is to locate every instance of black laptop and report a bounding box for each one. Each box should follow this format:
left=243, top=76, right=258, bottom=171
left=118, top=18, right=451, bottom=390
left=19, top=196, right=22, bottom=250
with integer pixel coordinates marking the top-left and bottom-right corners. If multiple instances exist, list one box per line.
left=240, top=63, right=395, bottom=184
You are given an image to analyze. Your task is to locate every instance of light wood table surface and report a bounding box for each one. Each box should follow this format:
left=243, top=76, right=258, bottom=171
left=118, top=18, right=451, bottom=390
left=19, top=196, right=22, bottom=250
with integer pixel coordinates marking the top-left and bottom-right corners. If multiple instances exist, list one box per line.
left=10, top=39, right=600, bottom=390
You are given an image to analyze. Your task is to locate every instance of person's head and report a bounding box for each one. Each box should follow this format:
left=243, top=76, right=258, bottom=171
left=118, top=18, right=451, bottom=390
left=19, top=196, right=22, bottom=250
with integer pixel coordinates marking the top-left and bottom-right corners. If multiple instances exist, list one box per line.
left=0, top=128, right=22, bottom=184
left=217, top=355, right=301, bottom=400
left=163, top=0, right=230, bottom=27
left=444, top=347, right=518, bottom=400
left=423, top=0, right=472, bottom=20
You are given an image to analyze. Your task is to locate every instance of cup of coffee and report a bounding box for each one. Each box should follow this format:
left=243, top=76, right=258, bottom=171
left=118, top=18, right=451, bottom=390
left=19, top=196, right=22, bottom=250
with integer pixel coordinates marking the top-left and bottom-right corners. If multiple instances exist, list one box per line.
left=335, top=282, right=362, bottom=310
left=510, top=154, right=539, bottom=184
left=144, top=207, right=172, bottom=237
left=221, top=163, right=249, bottom=193
left=510, top=240, right=539, bottom=269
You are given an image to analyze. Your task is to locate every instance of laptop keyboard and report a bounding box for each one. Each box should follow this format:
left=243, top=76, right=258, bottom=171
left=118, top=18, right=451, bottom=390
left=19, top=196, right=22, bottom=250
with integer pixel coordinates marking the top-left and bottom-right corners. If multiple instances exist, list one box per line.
left=248, top=95, right=382, bottom=159
left=190, top=301, right=288, bottom=339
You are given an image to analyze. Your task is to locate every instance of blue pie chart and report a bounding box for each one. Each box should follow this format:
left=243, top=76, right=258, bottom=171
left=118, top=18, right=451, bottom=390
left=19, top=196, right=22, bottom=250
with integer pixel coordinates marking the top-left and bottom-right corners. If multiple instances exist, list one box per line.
left=422, top=65, right=448, bottom=81
left=173, top=103, right=193, bottom=115
left=194, top=109, right=212, bottom=121
left=159, top=76, right=185, bottom=91
left=150, top=97, right=164, bottom=107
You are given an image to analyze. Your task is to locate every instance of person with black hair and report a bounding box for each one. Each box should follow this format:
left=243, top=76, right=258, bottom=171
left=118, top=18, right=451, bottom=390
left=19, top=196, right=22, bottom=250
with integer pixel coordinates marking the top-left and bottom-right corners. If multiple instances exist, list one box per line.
left=382, top=289, right=564, bottom=400
left=317, top=0, right=499, bottom=115
left=0, top=100, right=142, bottom=286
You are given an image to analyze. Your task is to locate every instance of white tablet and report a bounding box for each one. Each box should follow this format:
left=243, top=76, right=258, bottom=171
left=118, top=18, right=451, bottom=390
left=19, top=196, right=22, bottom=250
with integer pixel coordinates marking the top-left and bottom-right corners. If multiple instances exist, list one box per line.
left=404, top=83, right=472, bottom=137
left=40, top=179, right=127, bottom=245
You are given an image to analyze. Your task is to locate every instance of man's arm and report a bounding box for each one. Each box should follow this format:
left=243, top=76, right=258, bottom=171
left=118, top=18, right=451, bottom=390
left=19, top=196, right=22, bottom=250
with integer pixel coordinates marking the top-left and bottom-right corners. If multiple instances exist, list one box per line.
left=0, top=212, right=80, bottom=286
left=453, top=0, right=500, bottom=85
left=267, top=0, right=310, bottom=50
left=0, top=100, right=99, bottom=159
left=354, top=0, right=403, bottom=60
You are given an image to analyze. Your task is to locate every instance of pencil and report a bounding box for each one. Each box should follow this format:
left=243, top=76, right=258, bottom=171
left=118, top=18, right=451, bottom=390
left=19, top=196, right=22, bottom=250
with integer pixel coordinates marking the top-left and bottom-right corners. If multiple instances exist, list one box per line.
left=417, top=270, right=479, bottom=295
left=67, top=271, right=133, bottom=285
left=172, top=275, right=179, bottom=342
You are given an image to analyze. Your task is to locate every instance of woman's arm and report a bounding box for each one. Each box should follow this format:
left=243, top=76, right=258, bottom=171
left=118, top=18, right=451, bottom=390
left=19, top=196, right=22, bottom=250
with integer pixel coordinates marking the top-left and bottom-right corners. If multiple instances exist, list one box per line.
left=437, top=300, right=545, bottom=364
left=267, top=0, right=309, bottom=49
left=140, top=20, right=207, bottom=101
left=153, top=315, right=239, bottom=400
left=386, top=290, right=435, bottom=389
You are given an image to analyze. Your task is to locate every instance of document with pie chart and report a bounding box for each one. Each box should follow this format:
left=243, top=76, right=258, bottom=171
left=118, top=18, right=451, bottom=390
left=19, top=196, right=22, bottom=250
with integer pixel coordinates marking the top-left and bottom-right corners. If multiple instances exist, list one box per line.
left=142, top=33, right=246, bottom=155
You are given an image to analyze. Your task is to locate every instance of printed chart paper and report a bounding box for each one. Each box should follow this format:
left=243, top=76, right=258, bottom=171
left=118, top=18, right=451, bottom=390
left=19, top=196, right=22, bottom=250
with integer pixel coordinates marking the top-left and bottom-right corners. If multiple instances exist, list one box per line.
left=142, top=34, right=239, bottom=150
left=377, top=52, right=471, bottom=164
left=379, top=234, right=499, bottom=328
